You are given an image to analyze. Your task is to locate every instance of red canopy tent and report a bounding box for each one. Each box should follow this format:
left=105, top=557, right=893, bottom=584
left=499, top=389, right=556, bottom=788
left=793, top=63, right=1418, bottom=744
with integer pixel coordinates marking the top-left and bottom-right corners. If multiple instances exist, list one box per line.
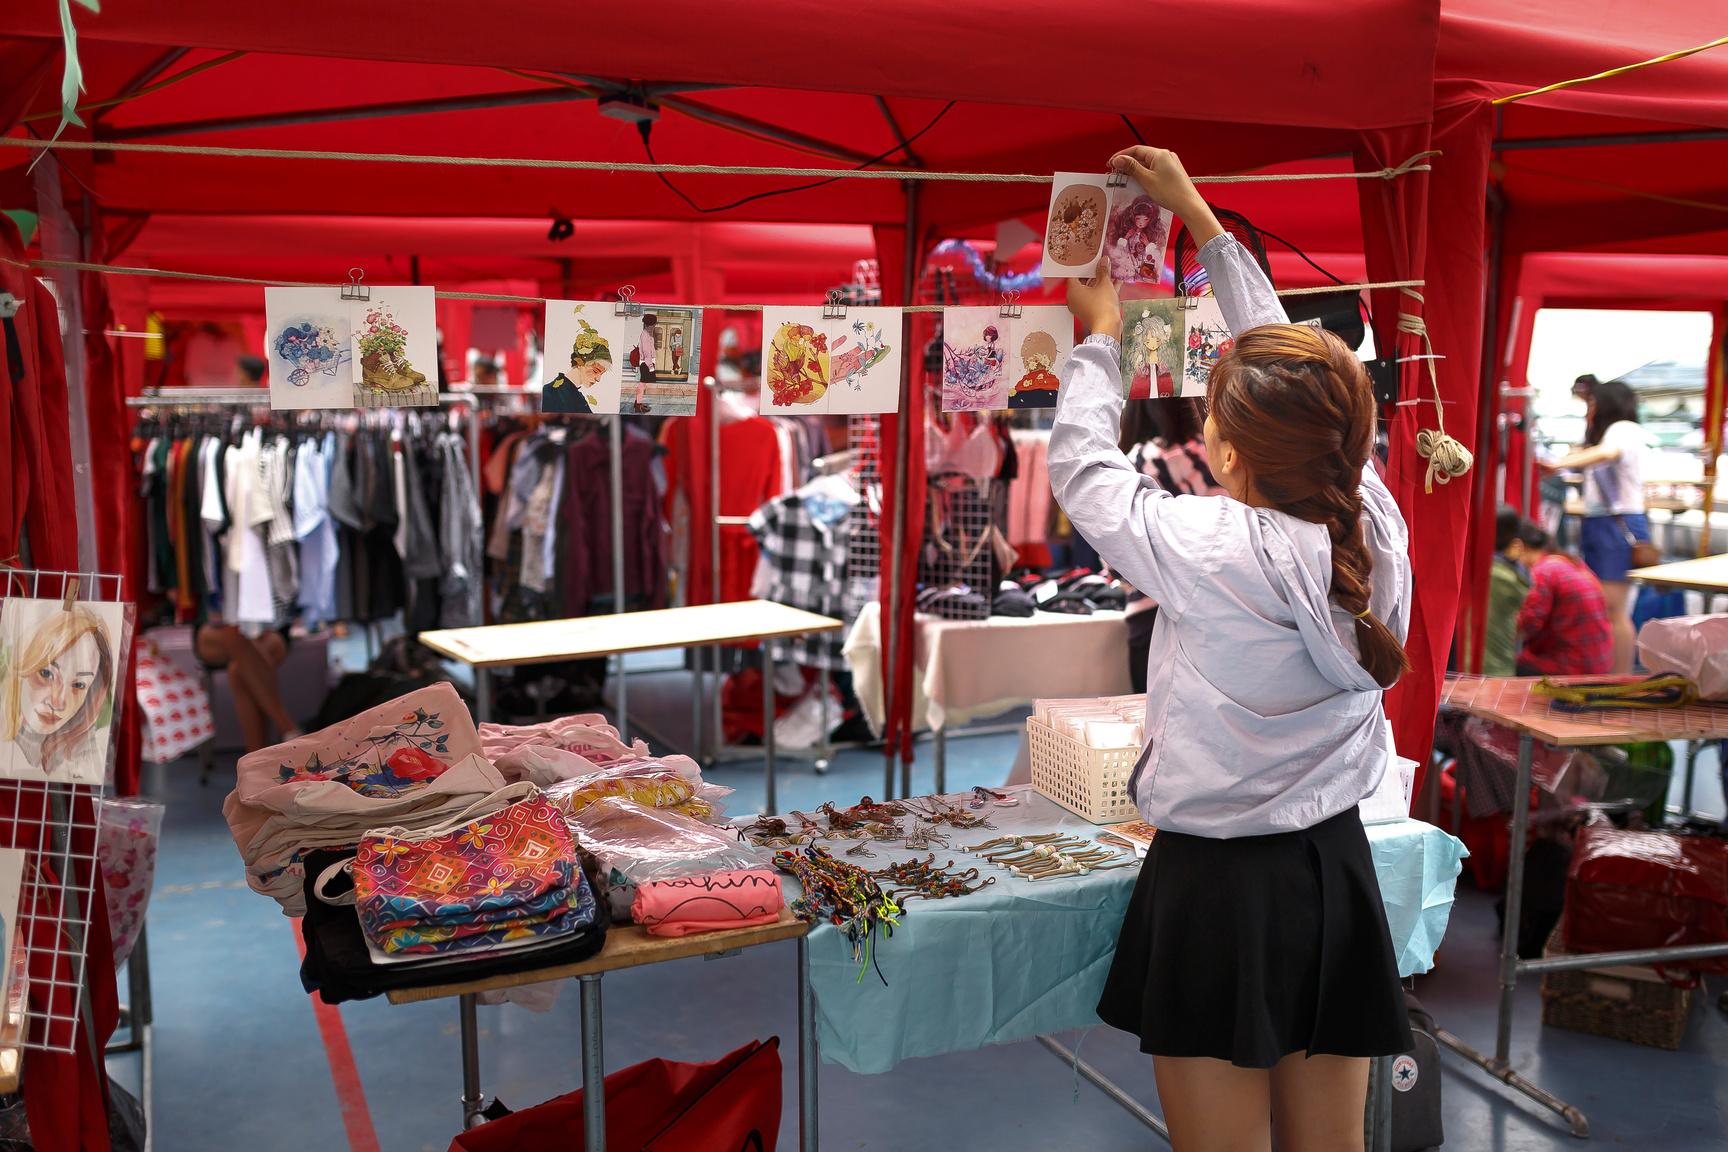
left=28, top=2, right=1728, bottom=1145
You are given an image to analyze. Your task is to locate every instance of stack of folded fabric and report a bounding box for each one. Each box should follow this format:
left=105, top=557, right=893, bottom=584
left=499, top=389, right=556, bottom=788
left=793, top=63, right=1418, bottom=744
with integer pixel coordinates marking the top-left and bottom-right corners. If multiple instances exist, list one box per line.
left=1035, top=693, right=1149, bottom=749
left=1000, top=568, right=1130, bottom=616
left=349, top=787, right=599, bottom=957
left=224, top=683, right=508, bottom=914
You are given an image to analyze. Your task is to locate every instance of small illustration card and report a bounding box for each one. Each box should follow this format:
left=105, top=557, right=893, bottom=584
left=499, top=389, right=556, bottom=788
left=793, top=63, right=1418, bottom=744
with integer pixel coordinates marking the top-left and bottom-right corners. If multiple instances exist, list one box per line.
left=1121, top=299, right=1185, bottom=399
left=0, top=597, right=127, bottom=785
left=941, top=306, right=1074, bottom=411
left=1041, top=173, right=1111, bottom=278
left=351, top=286, right=439, bottom=408
left=761, top=307, right=901, bottom=415
left=541, top=301, right=627, bottom=414
left=1181, top=296, right=1234, bottom=397
left=0, top=847, right=21, bottom=1020
left=1043, top=174, right=1173, bottom=285
left=622, top=306, right=703, bottom=417
left=1102, top=193, right=1173, bottom=287
left=265, top=288, right=353, bottom=410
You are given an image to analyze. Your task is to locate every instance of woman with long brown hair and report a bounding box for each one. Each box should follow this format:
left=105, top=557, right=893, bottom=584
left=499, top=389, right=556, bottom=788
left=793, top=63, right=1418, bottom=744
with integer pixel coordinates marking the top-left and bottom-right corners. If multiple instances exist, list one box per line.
left=1051, top=146, right=1414, bottom=1152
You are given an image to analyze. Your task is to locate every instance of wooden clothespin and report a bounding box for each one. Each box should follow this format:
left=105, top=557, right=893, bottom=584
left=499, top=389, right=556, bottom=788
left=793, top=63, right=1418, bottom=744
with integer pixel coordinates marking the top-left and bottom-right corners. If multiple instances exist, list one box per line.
left=62, top=577, right=80, bottom=612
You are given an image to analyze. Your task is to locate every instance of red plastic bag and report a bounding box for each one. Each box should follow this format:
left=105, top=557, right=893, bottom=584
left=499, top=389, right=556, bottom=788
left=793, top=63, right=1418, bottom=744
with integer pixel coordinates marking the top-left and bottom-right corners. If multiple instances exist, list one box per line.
left=1562, top=825, right=1728, bottom=976
left=449, top=1036, right=781, bottom=1152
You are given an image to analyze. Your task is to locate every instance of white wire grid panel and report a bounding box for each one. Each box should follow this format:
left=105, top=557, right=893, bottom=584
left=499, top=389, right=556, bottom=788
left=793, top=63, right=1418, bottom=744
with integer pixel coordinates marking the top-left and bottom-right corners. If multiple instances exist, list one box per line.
left=0, top=569, right=129, bottom=1053
left=846, top=415, right=883, bottom=620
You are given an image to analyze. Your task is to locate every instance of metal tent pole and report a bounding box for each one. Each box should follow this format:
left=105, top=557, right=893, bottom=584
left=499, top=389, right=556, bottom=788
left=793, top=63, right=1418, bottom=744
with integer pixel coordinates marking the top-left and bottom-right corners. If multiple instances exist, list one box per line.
left=610, top=414, right=628, bottom=741
left=710, top=377, right=724, bottom=766
left=883, top=180, right=920, bottom=801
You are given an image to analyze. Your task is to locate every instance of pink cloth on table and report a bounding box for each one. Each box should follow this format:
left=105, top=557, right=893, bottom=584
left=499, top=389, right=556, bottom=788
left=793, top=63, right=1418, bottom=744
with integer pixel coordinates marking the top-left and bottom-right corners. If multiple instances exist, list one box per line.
left=632, top=870, right=785, bottom=938
left=479, top=714, right=650, bottom=767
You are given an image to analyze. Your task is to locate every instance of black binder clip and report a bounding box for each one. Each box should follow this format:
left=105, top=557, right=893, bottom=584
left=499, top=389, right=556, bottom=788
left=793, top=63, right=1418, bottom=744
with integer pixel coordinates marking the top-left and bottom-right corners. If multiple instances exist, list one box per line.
left=1105, top=169, right=1130, bottom=188
left=998, top=290, right=1023, bottom=320
left=614, top=285, right=642, bottom=317
left=341, top=268, right=369, bottom=302
left=823, top=288, right=847, bottom=320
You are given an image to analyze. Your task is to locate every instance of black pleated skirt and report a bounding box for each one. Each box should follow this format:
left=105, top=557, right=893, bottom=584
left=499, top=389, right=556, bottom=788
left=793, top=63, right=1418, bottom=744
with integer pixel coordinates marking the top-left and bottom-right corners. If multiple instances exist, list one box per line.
left=1097, top=805, right=1412, bottom=1068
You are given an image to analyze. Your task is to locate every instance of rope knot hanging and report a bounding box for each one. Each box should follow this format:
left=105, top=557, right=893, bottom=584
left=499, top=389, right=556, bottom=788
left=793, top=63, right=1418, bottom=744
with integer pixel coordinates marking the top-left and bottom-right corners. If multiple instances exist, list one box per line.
left=1396, top=287, right=1472, bottom=493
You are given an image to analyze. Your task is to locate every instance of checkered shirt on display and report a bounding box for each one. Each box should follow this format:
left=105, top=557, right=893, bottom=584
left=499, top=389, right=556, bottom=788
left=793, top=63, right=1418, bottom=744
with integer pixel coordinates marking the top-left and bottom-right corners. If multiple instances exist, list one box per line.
left=748, top=493, right=849, bottom=669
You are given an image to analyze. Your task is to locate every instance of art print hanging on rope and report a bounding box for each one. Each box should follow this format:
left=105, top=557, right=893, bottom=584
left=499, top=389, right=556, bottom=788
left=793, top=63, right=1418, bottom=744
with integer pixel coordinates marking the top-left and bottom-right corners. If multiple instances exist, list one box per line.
left=0, top=598, right=127, bottom=786
left=622, top=306, right=702, bottom=417
left=1043, top=174, right=1173, bottom=285
left=940, top=306, right=1074, bottom=411
left=350, top=286, right=439, bottom=408
left=265, top=288, right=353, bottom=410
left=1182, top=296, right=1233, bottom=397
left=761, top=306, right=900, bottom=415
left=541, top=302, right=626, bottom=414
left=1121, top=299, right=1185, bottom=399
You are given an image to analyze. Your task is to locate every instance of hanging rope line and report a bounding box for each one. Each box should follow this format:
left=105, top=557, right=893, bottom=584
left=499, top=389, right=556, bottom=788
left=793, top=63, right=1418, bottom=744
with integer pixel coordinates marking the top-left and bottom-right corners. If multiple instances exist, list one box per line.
left=1493, top=34, right=1728, bottom=105
left=1396, top=286, right=1472, bottom=493
left=2, top=254, right=1423, bottom=308
left=0, top=137, right=1436, bottom=186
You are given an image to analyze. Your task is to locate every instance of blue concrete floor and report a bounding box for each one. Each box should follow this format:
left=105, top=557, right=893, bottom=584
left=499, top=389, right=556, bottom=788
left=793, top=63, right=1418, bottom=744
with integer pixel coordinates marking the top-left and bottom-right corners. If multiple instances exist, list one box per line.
left=107, top=669, right=1728, bottom=1151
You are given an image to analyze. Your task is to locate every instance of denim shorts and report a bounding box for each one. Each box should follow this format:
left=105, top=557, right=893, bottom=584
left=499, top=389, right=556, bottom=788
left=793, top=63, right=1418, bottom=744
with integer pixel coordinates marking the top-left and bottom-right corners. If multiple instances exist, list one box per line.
left=1580, top=513, right=1650, bottom=583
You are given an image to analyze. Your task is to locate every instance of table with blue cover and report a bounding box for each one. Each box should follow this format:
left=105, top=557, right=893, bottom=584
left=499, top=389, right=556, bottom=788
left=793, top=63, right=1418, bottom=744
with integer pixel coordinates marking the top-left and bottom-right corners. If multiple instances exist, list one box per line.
left=795, top=785, right=1467, bottom=1076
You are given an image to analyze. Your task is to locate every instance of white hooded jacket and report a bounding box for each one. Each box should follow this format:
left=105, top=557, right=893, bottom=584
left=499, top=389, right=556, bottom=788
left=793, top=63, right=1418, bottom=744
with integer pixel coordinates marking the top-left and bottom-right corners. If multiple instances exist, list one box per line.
left=1047, top=234, right=1412, bottom=837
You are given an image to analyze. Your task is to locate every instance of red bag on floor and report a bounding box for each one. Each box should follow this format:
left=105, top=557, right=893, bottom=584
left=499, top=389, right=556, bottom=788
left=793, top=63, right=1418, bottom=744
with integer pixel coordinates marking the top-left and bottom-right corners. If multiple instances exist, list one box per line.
left=1562, top=825, right=1728, bottom=976
left=448, top=1036, right=781, bottom=1152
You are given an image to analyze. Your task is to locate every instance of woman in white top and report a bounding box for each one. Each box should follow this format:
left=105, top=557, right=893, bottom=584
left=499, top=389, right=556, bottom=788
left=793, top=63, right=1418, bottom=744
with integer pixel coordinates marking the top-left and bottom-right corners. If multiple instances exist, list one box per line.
left=1053, top=146, right=1413, bottom=1152
left=1540, top=378, right=1649, bottom=672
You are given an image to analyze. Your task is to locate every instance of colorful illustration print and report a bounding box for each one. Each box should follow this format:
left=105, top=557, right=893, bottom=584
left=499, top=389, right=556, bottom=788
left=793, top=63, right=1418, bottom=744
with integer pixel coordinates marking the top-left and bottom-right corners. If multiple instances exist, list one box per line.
left=1008, top=306, right=1074, bottom=410
left=542, top=302, right=621, bottom=414
left=1182, top=297, right=1233, bottom=397
left=1121, top=299, right=1184, bottom=400
left=1044, top=180, right=1107, bottom=270
left=1104, top=192, right=1173, bottom=285
left=767, top=320, right=830, bottom=408
left=762, top=307, right=901, bottom=414
left=0, top=598, right=125, bottom=786
left=941, top=308, right=1008, bottom=412
left=349, top=286, right=438, bottom=408
left=265, top=287, right=354, bottom=410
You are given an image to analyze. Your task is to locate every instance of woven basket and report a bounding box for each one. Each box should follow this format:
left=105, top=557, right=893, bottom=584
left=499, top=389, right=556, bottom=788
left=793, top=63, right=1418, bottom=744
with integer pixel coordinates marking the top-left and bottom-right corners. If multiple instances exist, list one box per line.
left=1027, top=718, right=1139, bottom=824
left=1539, top=921, right=1693, bottom=1049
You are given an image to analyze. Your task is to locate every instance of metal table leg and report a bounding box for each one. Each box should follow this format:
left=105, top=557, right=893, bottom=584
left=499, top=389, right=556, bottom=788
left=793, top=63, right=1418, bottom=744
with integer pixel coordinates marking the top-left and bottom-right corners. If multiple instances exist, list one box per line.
left=580, top=973, right=605, bottom=1152
left=934, top=725, right=945, bottom=795
left=1496, top=733, right=1535, bottom=1066
left=459, top=993, right=485, bottom=1129
left=1365, top=1054, right=1392, bottom=1152
left=1682, top=738, right=1700, bottom=817
left=1431, top=730, right=1590, bottom=1139
left=797, top=935, right=819, bottom=1152
left=1035, top=1033, right=1168, bottom=1143
left=475, top=666, right=491, bottom=725
left=764, top=650, right=779, bottom=816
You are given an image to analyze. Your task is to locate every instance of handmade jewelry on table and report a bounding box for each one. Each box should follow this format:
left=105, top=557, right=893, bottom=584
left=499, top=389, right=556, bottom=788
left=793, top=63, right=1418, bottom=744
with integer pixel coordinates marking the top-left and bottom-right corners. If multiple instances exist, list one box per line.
left=870, top=854, right=995, bottom=902
left=964, top=832, right=1067, bottom=853
left=773, top=844, right=900, bottom=981
left=745, top=815, right=812, bottom=848
left=900, top=794, right=993, bottom=830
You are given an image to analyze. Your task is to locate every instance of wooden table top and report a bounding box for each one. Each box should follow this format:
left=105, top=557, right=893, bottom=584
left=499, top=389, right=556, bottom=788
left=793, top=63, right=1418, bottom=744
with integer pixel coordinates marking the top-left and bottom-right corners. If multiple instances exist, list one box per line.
left=417, top=600, right=843, bottom=668
left=1440, top=674, right=1728, bottom=746
left=1627, top=553, right=1728, bottom=594
left=385, top=908, right=809, bottom=1004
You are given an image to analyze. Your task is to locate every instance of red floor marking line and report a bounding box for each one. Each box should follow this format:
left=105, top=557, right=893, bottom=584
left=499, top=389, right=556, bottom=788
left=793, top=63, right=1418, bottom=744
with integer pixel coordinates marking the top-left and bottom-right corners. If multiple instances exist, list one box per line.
left=293, top=917, right=384, bottom=1152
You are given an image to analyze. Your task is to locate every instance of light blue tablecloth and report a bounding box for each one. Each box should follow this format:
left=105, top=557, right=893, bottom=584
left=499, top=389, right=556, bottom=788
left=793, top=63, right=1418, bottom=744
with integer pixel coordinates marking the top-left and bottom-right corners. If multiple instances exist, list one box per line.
left=794, top=786, right=1466, bottom=1074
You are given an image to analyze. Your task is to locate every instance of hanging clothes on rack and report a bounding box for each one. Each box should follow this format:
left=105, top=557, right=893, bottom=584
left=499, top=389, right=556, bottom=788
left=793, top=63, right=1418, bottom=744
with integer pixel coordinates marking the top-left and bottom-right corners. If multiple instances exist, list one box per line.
left=747, top=472, right=857, bottom=669
left=562, top=422, right=667, bottom=616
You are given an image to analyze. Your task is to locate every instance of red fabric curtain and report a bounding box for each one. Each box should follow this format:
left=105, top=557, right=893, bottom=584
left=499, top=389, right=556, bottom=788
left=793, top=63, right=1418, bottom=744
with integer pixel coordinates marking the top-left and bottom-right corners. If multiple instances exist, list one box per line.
left=1354, top=93, right=1495, bottom=796
left=871, top=220, right=930, bottom=765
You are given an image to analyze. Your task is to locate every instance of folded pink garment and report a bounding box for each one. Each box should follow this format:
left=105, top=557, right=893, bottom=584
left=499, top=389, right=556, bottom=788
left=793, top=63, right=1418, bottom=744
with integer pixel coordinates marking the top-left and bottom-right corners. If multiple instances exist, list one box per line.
left=632, top=870, right=785, bottom=938
left=479, top=715, right=649, bottom=767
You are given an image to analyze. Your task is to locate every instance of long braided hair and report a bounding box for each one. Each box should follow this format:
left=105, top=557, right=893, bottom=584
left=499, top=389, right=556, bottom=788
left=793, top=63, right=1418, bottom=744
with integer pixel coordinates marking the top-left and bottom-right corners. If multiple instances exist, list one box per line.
left=1206, top=325, right=1410, bottom=688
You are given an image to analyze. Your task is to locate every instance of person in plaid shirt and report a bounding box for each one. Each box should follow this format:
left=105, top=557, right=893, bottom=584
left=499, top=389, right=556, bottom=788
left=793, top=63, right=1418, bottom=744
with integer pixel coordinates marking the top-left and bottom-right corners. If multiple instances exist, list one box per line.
left=1515, top=523, right=1613, bottom=676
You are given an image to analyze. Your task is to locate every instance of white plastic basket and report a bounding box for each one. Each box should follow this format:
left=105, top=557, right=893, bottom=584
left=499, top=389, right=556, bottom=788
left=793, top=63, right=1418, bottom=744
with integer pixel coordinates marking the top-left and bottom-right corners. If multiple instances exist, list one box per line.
left=1027, top=717, right=1140, bottom=824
